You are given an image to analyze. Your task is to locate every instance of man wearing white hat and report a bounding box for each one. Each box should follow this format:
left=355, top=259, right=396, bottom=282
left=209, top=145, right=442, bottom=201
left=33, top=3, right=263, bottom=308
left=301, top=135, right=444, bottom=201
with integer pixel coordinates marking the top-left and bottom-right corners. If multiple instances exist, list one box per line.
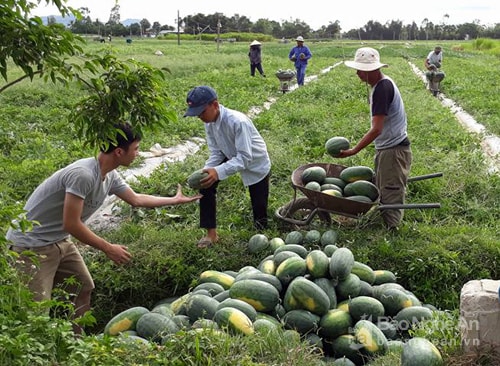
left=248, top=40, right=266, bottom=77
left=340, top=47, right=412, bottom=229
left=288, top=36, right=312, bottom=86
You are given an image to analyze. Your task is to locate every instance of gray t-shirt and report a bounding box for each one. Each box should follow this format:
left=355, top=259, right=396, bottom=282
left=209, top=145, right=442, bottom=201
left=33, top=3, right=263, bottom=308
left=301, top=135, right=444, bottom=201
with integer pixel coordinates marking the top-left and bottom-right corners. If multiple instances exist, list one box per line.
left=6, top=157, right=128, bottom=247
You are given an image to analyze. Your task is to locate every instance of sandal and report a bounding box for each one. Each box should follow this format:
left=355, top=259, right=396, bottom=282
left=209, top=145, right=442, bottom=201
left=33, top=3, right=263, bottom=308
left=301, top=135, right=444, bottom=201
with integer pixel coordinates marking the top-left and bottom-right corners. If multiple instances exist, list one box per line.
left=197, top=237, right=214, bottom=248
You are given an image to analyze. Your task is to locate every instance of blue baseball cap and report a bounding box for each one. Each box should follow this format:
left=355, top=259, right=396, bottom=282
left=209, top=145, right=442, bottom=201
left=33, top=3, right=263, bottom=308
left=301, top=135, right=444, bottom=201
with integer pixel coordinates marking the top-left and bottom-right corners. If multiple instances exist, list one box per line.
left=184, top=86, right=218, bottom=117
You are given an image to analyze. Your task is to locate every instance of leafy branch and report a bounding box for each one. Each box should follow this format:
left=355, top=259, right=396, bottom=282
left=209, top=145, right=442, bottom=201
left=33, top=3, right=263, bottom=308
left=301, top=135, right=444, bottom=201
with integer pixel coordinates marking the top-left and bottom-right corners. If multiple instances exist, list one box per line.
left=70, top=54, right=175, bottom=151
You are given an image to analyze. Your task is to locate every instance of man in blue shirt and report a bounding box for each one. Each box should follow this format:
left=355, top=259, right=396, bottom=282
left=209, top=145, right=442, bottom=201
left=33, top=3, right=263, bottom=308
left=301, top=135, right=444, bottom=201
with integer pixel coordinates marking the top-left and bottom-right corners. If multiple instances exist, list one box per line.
left=184, top=86, right=271, bottom=248
left=288, top=36, right=312, bottom=86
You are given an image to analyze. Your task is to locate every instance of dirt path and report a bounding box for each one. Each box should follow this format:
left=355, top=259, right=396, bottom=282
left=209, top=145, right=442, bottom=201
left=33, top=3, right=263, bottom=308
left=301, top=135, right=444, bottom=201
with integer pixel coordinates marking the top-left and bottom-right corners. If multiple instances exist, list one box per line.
left=410, top=63, right=500, bottom=174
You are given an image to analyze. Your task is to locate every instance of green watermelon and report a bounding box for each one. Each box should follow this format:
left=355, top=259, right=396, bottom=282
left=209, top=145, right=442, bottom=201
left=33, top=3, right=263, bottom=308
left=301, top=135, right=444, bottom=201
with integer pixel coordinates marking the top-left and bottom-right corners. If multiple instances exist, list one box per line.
left=344, top=180, right=379, bottom=201
left=136, top=312, right=179, bottom=342
left=305, top=181, right=321, bottom=191
left=325, top=136, right=350, bottom=157
left=214, top=307, right=254, bottom=335
left=353, top=319, right=388, bottom=356
left=340, top=166, right=374, bottom=183
left=269, top=237, right=286, bottom=251
left=247, top=233, right=269, bottom=254
left=187, top=169, right=208, bottom=189
left=216, top=298, right=258, bottom=321
left=302, top=166, right=327, bottom=184
left=401, top=337, right=443, bottom=365
left=321, top=229, right=338, bottom=246
left=229, top=279, right=280, bottom=312
left=306, top=250, right=330, bottom=278
left=104, top=306, right=150, bottom=336
left=329, top=247, right=355, bottom=281
left=319, top=308, right=352, bottom=339
left=285, top=230, right=304, bottom=244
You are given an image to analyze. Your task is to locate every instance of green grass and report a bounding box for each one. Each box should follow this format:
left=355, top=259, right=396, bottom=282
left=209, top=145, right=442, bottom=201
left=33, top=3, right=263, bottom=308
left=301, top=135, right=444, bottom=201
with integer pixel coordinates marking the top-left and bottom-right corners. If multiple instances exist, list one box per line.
left=1, top=39, right=499, bottom=365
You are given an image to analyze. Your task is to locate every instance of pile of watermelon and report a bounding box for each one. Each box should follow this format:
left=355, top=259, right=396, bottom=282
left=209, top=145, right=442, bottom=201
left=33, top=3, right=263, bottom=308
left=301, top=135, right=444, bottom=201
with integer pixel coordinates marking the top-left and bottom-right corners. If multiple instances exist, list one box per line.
left=103, top=229, right=443, bottom=365
left=302, top=164, right=379, bottom=203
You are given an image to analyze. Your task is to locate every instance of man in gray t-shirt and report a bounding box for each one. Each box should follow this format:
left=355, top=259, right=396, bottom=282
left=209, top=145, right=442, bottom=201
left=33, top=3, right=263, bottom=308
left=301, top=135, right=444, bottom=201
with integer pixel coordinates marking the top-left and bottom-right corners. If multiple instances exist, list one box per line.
left=6, top=123, right=201, bottom=333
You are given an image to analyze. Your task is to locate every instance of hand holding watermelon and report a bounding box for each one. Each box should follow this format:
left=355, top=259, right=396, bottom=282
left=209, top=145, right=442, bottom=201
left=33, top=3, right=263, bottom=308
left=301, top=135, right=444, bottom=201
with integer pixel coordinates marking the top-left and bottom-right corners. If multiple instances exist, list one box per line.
left=325, top=136, right=350, bottom=158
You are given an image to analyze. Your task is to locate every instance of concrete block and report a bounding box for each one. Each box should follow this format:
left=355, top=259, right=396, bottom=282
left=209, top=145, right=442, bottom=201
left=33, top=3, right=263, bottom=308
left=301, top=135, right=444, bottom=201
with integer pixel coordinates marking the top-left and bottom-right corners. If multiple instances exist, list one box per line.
left=460, top=279, right=500, bottom=353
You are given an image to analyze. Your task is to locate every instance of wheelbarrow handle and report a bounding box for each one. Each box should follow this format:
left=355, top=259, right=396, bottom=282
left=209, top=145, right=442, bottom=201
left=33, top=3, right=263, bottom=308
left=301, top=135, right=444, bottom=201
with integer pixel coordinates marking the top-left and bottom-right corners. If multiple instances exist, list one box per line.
left=407, top=172, right=443, bottom=183
left=377, top=203, right=441, bottom=210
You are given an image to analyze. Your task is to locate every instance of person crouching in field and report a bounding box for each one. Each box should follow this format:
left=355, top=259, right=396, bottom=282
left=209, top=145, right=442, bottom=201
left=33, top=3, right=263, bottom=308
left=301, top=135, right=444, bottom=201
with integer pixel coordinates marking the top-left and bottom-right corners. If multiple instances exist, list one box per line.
left=6, top=123, right=201, bottom=334
left=184, top=85, right=271, bottom=248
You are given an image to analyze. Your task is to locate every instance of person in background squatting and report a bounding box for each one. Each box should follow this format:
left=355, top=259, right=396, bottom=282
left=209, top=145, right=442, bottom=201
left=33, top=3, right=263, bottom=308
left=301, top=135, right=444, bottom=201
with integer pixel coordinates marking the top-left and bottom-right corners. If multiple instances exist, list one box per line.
left=340, top=47, right=412, bottom=230
left=288, top=36, right=312, bottom=86
left=425, top=46, right=443, bottom=71
left=183, top=85, right=271, bottom=248
left=6, top=123, right=201, bottom=334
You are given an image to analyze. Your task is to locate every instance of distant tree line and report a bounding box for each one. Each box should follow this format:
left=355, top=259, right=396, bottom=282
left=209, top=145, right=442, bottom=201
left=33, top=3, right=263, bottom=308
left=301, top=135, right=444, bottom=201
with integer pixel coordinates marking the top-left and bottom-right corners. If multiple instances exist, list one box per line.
left=63, top=5, right=500, bottom=40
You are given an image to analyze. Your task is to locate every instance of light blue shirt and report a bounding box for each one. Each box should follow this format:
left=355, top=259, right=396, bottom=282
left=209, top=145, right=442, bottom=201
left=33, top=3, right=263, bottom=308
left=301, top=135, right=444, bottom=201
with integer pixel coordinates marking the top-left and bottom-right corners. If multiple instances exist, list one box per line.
left=204, top=105, right=271, bottom=186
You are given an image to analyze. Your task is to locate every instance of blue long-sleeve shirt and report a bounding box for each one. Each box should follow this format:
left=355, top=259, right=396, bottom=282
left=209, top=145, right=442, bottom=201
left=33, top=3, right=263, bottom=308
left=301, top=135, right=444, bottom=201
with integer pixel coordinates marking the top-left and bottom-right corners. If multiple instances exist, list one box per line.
left=289, top=45, right=312, bottom=67
left=204, top=105, right=271, bottom=186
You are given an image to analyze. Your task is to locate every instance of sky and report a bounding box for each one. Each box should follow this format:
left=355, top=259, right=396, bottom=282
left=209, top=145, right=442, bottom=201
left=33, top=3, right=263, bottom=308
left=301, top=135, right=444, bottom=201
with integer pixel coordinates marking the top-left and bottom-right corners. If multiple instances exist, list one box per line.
left=33, top=0, right=499, bottom=31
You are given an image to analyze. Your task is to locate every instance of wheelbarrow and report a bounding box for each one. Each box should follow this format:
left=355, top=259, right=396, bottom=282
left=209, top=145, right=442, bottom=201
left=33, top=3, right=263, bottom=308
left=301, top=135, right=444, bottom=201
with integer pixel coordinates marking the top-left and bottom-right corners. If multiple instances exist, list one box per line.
left=275, top=163, right=442, bottom=226
left=425, top=68, right=445, bottom=97
left=275, top=69, right=296, bottom=94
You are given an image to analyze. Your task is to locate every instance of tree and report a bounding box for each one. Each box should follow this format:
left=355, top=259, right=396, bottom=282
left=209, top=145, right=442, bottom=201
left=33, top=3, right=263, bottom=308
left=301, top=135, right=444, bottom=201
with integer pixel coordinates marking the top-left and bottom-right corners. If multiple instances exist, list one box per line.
left=316, top=21, right=341, bottom=39
left=281, top=19, right=311, bottom=38
left=152, top=21, right=161, bottom=36
left=129, top=22, right=142, bottom=36
left=457, top=22, right=482, bottom=40
left=421, top=18, right=430, bottom=40
left=251, top=19, right=274, bottom=35
left=107, top=2, right=120, bottom=25
left=1, top=1, right=176, bottom=156
left=140, top=18, right=151, bottom=35
left=226, top=14, right=252, bottom=33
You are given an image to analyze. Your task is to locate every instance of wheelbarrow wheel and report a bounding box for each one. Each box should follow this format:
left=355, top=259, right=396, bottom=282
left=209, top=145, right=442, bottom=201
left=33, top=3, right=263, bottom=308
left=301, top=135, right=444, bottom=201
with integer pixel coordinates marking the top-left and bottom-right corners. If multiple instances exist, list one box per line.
left=275, top=197, right=331, bottom=226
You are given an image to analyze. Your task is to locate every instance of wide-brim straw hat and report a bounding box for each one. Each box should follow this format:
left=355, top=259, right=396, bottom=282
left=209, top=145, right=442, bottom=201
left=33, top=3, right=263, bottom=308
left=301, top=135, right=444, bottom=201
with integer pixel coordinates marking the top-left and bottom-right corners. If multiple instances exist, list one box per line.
left=250, top=40, right=261, bottom=46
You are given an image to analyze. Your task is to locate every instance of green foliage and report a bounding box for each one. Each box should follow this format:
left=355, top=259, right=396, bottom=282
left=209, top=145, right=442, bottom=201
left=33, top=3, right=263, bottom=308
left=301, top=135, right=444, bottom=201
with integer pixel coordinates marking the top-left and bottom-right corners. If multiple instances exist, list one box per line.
left=0, top=1, right=84, bottom=90
left=71, top=55, right=177, bottom=152
left=470, top=38, right=497, bottom=51
left=0, top=229, right=81, bottom=366
left=409, top=310, right=461, bottom=356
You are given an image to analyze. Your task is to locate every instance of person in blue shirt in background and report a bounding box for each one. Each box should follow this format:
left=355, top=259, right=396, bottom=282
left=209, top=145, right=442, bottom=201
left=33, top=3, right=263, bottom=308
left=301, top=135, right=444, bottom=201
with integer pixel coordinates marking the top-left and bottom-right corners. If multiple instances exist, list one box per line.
left=184, top=86, right=271, bottom=248
left=288, top=36, right=312, bottom=86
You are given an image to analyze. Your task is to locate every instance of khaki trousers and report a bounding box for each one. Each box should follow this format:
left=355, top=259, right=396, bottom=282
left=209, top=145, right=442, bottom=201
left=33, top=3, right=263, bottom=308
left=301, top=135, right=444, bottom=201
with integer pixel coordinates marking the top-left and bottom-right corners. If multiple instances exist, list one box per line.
left=374, top=145, right=412, bottom=228
left=10, top=238, right=95, bottom=302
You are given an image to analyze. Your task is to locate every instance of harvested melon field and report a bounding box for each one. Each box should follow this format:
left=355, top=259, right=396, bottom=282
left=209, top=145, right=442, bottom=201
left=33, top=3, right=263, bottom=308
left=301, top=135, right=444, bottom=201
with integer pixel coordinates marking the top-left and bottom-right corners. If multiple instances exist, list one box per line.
left=1, top=34, right=499, bottom=365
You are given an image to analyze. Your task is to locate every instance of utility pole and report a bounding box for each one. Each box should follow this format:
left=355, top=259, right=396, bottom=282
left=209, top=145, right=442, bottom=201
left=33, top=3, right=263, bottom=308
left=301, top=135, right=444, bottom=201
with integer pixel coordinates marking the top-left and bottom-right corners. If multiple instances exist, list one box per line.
left=177, top=10, right=181, bottom=45
left=216, top=16, right=221, bottom=52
